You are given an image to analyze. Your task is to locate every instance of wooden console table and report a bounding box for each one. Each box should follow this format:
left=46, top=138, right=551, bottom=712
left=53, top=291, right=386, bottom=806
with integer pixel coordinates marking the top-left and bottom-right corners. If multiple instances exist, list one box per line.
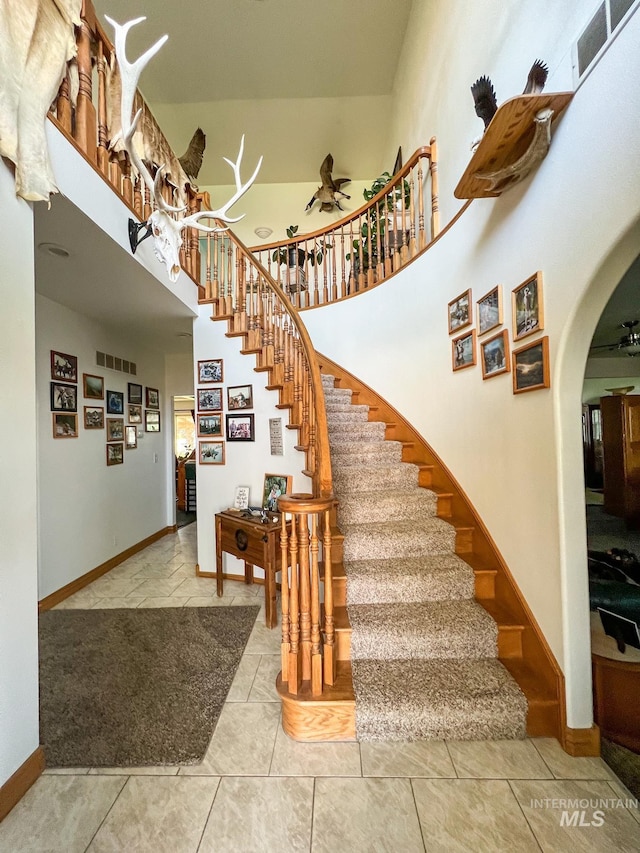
left=215, top=510, right=285, bottom=629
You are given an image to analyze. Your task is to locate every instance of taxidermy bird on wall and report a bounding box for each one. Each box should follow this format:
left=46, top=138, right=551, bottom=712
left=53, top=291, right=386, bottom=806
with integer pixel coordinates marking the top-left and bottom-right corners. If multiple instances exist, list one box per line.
left=178, top=128, right=206, bottom=185
left=305, top=153, right=351, bottom=212
left=470, top=59, right=549, bottom=146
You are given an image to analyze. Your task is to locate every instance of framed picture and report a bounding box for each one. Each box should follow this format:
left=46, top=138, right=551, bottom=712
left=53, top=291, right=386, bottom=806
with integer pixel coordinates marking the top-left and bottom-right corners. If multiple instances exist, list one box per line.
left=125, top=425, right=138, bottom=449
left=106, top=418, right=124, bottom=441
left=51, top=350, right=77, bottom=382
left=106, top=390, right=124, bottom=414
left=452, top=329, right=477, bottom=371
left=512, top=271, right=544, bottom=341
left=84, top=406, right=104, bottom=429
left=198, top=387, right=222, bottom=411
left=234, top=485, right=250, bottom=509
left=145, top=410, right=161, bottom=432
left=226, top=413, right=255, bottom=441
left=145, top=387, right=160, bottom=409
left=83, top=373, right=104, bottom=400
left=50, top=382, right=77, bottom=412
left=128, top=404, right=142, bottom=424
left=448, top=289, right=472, bottom=335
left=198, top=359, right=224, bottom=383
left=477, top=285, right=503, bottom=336
left=128, top=382, right=143, bottom=404
left=199, top=440, right=225, bottom=464
left=197, top=413, right=222, bottom=437
left=52, top=412, right=78, bottom=438
left=513, top=336, right=550, bottom=394
left=262, top=474, right=292, bottom=511
left=480, top=330, right=510, bottom=379
left=106, top=443, right=124, bottom=466
left=227, top=384, right=254, bottom=410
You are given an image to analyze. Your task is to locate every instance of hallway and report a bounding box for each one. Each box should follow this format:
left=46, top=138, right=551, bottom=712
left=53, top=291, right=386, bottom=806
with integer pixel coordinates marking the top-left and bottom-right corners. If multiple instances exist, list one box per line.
left=1, top=525, right=639, bottom=851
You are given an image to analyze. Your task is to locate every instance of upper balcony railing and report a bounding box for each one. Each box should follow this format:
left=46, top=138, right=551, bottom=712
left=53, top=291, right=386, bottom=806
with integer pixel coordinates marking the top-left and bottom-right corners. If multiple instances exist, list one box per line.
left=247, top=143, right=440, bottom=310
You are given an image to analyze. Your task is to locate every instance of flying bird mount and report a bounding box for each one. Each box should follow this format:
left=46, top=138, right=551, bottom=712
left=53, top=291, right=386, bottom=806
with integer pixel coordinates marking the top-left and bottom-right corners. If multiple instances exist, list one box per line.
left=455, top=60, right=573, bottom=200
left=306, top=154, right=351, bottom=212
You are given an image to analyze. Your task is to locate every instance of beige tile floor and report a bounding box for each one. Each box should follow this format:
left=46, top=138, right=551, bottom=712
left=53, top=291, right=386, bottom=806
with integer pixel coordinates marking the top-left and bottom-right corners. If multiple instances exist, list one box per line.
left=2, top=523, right=639, bottom=852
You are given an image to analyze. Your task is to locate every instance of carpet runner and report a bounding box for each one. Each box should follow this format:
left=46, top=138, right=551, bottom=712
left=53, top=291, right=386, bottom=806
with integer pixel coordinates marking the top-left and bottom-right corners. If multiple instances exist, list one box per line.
left=323, top=373, right=528, bottom=741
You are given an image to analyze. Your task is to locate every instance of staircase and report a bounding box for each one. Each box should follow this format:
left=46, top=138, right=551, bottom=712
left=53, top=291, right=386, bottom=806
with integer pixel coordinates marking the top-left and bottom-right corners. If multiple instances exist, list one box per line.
left=323, top=373, right=529, bottom=740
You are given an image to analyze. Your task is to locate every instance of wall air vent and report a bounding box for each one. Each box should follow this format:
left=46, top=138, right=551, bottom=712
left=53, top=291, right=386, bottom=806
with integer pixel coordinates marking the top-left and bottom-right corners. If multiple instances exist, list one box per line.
left=575, top=0, right=638, bottom=81
left=96, top=351, right=137, bottom=375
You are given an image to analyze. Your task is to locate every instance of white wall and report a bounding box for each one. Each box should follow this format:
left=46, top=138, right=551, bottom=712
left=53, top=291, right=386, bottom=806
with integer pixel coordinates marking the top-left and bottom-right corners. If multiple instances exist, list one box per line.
left=36, top=296, right=173, bottom=599
left=0, top=164, right=40, bottom=786
left=305, top=5, right=640, bottom=728
left=192, top=309, right=309, bottom=579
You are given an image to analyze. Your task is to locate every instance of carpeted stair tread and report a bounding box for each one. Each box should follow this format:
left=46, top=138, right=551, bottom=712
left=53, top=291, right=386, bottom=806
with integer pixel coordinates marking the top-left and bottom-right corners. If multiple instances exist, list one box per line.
left=331, top=443, right=403, bottom=467
left=337, top=488, right=438, bottom=524
left=326, top=409, right=370, bottom=423
left=328, top=421, right=387, bottom=441
left=341, top=517, right=456, bottom=560
left=325, top=402, right=369, bottom=415
left=349, top=600, right=498, bottom=660
left=352, top=658, right=528, bottom=741
left=344, top=554, right=474, bottom=603
left=333, top=462, right=419, bottom=493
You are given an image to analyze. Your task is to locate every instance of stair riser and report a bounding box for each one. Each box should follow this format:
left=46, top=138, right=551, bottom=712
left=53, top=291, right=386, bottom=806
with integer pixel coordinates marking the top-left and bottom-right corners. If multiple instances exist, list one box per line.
left=329, top=424, right=387, bottom=441
left=331, top=445, right=403, bottom=465
left=325, top=404, right=369, bottom=415
left=334, top=467, right=419, bottom=493
left=327, top=411, right=370, bottom=423
left=344, top=571, right=475, bottom=605
left=337, top=493, right=438, bottom=524
left=355, top=713, right=526, bottom=742
left=350, top=631, right=497, bottom=661
left=342, top=530, right=456, bottom=561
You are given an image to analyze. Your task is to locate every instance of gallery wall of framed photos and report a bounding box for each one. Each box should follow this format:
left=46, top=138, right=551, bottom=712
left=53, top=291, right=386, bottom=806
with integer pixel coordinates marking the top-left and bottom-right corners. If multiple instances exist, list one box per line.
left=448, top=270, right=550, bottom=395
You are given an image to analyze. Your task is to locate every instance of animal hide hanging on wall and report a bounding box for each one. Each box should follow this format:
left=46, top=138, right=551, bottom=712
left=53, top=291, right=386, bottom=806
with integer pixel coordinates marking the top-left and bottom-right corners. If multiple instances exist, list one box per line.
left=0, top=0, right=82, bottom=202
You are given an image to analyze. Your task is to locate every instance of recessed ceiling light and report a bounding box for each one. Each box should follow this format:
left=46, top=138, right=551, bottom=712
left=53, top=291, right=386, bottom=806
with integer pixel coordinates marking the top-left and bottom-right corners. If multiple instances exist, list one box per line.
left=38, top=242, right=70, bottom=258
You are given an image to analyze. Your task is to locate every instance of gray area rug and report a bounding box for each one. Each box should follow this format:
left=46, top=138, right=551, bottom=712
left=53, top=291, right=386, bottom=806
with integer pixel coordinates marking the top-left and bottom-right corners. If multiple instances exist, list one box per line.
left=38, top=606, right=259, bottom=767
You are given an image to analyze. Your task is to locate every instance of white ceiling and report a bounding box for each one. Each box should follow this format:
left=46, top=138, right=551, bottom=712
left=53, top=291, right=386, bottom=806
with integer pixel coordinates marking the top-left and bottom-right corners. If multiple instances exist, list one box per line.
left=93, top=0, right=413, bottom=184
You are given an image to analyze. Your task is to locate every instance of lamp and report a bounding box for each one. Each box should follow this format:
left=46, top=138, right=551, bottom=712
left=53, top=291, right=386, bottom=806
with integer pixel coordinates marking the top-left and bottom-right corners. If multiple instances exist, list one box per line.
left=254, top=227, right=273, bottom=240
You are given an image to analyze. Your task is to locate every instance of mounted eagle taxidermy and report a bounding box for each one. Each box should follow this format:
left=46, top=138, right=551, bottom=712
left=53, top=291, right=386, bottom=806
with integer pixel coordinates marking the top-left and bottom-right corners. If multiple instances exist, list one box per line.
left=178, top=128, right=206, bottom=185
left=305, top=154, right=351, bottom=212
left=470, top=60, right=549, bottom=150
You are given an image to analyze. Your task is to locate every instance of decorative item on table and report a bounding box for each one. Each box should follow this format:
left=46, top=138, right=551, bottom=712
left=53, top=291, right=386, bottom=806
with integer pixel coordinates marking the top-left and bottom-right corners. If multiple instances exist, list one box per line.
left=233, top=486, right=250, bottom=510
left=145, top=387, right=160, bottom=409
left=448, top=289, right=472, bottom=335
left=50, top=350, right=77, bottom=382
left=128, top=404, right=142, bottom=423
left=106, top=390, right=124, bottom=414
left=52, top=413, right=78, bottom=438
left=198, top=387, right=222, bottom=412
left=477, top=285, right=503, bottom=336
left=198, top=441, right=225, bottom=464
left=227, top=384, right=253, bottom=409
left=51, top=382, right=77, bottom=412
left=106, top=443, right=124, bottom=466
left=480, top=330, right=510, bottom=379
left=145, top=410, right=161, bottom=432
left=452, top=329, right=477, bottom=372
left=84, top=406, right=104, bottom=429
left=83, top=373, right=104, bottom=400
left=262, top=474, right=292, bottom=513
left=198, top=359, right=224, bottom=384
left=128, top=382, right=143, bottom=404
left=226, top=413, right=255, bottom=442
left=512, top=336, right=550, bottom=394
left=106, top=418, right=125, bottom=441
left=197, top=413, right=222, bottom=437
left=512, top=272, right=544, bottom=341
left=125, top=426, right=137, bottom=449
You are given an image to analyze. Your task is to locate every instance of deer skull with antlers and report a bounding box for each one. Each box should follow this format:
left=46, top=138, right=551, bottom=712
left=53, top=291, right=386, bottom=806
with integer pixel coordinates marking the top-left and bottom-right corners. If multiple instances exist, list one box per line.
left=105, top=16, right=262, bottom=282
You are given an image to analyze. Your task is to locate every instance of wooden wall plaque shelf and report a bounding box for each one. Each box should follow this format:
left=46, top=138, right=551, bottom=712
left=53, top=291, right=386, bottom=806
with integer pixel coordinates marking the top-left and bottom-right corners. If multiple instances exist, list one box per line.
left=455, top=92, right=574, bottom=199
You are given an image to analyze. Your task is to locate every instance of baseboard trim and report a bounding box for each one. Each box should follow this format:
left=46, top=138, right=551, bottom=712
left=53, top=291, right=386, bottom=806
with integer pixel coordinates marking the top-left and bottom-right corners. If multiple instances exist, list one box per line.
left=562, top=724, right=601, bottom=757
left=0, top=747, right=45, bottom=822
left=38, top=526, right=176, bottom=611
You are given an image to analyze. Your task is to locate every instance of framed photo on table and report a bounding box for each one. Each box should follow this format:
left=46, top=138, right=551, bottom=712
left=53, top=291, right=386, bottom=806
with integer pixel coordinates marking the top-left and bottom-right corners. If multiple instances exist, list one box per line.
left=262, top=474, right=292, bottom=511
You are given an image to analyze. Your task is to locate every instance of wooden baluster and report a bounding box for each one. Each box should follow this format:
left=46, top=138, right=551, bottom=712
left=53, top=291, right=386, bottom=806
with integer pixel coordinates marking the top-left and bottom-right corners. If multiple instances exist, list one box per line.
left=429, top=137, right=440, bottom=240
left=321, top=237, right=329, bottom=304
left=418, top=159, right=426, bottom=251
left=298, top=514, right=312, bottom=683
left=367, top=208, right=376, bottom=288
left=356, top=216, right=365, bottom=292
left=392, top=183, right=401, bottom=273
left=408, top=167, right=417, bottom=258
left=340, top=229, right=347, bottom=299
left=142, top=179, right=151, bottom=220
left=55, top=69, right=72, bottom=134
left=132, top=175, right=143, bottom=218
left=280, top=517, right=291, bottom=682
left=212, top=233, right=220, bottom=300
left=96, top=41, right=109, bottom=175
left=323, top=508, right=335, bottom=685
left=287, top=512, right=300, bottom=693
left=378, top=196, right=387, bottom=279
left=75, top=14, right=96, bottom=162
left=310, top=513, right=322, bottom=695
left=204, top=233, right=212, bottom=300
left=121, top=155, right=133, bottom=205
left=331, top=233, right=338, bottom=302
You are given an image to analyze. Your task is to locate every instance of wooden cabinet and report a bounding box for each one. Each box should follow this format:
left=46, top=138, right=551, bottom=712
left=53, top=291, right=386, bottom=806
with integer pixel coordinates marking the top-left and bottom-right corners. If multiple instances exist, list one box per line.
left=601, top=395, right=640, bottom=525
